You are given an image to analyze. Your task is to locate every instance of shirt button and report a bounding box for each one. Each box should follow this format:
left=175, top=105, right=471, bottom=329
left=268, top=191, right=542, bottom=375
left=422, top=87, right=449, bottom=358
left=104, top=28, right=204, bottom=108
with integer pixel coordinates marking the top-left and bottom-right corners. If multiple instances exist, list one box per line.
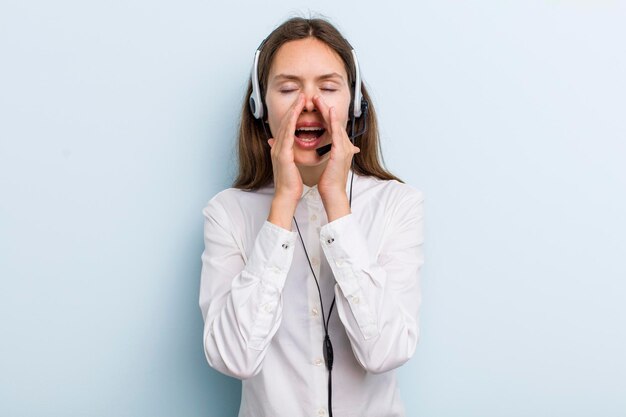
left=318, top=409, right=327, bottom=416
left=314, top=358, right=323, bottom=366
left=264, top=303, right=274, bottom=313
left=326, top=238, right=335, bottom=245
left=352, top=296, right=360, bottom=305
left=311, top=307, right=319, bottom=317
left=310, top=214, right=317, bottom=221
left=281, top=243, right=289, bottom=249
left=336, top=259, right=344, bottom=267
left=311, top=257, right=319, bottom=267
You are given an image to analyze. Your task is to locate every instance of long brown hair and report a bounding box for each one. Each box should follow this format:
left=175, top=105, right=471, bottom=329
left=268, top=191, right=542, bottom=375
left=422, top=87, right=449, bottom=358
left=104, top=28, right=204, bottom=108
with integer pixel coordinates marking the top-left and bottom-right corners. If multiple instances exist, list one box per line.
left=233, top=17, right=402, bottom=190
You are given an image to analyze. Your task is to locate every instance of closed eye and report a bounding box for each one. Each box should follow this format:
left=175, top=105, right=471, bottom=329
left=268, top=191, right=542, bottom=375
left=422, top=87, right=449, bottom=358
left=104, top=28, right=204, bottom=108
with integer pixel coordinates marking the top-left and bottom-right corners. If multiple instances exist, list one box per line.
left=320, top=82, right=340, bottom=92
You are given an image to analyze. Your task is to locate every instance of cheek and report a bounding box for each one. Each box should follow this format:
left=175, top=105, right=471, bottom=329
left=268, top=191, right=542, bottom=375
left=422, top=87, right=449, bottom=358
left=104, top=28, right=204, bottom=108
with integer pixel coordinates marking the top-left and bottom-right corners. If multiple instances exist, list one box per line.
left=325, top=92, right=351, bottom=124
left=265, top=97, right=288, bottom=136
left=332, top=103, right=351, bottom=129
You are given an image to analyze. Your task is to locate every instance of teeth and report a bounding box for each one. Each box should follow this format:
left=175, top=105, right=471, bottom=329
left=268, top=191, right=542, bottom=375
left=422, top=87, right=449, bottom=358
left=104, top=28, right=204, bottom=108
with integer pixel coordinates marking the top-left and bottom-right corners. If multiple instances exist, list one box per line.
left=295, top=126, right=325, bottom=143
left=297, top=127, right=323, bottom=131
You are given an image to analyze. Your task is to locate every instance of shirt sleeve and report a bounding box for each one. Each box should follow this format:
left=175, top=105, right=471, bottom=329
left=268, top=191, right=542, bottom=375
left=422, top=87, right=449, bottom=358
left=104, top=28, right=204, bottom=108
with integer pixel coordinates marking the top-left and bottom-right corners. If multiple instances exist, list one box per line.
left=320, top=190, right=424, bottom=374
left=199, top=197, right=297, bottom=379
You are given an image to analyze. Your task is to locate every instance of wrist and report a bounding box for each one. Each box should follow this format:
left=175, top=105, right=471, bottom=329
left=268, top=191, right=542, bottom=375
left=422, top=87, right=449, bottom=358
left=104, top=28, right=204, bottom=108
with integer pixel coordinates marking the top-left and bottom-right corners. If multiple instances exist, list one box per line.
left=268, top=197, right=297, bottom=231
left=318, top=185, right=346, bottom=201
left=321, top=192, right=350, bottom=222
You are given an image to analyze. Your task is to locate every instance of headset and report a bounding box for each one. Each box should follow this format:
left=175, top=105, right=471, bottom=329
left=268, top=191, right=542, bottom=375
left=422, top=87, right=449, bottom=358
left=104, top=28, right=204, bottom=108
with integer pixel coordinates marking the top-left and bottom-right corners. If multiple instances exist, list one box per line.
left=249, top=39, right=369, bottom=157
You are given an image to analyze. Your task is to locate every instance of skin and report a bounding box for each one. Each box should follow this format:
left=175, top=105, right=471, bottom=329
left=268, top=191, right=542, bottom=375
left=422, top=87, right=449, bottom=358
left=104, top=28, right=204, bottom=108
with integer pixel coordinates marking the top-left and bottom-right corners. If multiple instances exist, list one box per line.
left=265, top=37, right=361, bottom=230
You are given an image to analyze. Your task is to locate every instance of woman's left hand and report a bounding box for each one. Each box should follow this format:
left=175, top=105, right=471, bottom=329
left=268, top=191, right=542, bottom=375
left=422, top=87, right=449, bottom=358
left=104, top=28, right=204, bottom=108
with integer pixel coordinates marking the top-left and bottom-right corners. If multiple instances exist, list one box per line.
left=313, top=95, right=360, bottom=221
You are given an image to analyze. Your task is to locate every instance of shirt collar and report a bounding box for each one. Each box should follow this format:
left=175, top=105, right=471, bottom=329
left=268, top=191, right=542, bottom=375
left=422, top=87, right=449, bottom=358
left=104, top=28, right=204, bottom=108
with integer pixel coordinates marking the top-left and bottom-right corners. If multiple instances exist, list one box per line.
left=299, top=169, right=354, bottom=200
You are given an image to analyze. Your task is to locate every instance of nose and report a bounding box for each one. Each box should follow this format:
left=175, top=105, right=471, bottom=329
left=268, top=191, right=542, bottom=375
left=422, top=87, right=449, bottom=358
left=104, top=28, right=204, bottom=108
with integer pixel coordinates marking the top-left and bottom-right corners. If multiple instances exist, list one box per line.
left=302, top=92, right=317, bottom=113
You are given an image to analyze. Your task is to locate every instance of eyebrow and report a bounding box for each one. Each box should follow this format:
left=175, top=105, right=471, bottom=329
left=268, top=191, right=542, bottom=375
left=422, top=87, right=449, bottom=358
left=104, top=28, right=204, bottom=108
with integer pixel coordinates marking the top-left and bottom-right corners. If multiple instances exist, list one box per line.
left=271, top=72, right=345, bottom=82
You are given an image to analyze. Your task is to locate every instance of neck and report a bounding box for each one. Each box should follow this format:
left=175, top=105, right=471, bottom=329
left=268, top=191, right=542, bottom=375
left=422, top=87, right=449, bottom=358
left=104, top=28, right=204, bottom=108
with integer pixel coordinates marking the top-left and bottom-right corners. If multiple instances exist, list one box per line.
left=298, top=163, right=326, bottom=187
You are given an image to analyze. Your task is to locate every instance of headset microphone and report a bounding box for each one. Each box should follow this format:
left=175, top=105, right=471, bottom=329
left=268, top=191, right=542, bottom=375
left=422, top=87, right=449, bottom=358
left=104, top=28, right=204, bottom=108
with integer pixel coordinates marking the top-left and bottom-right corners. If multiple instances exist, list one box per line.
left=315, top=144, right=332, bottom=157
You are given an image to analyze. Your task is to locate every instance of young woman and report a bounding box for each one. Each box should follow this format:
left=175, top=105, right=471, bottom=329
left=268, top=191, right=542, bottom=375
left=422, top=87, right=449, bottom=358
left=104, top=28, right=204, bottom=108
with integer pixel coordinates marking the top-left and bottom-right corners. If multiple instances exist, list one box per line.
left=199, top=17, right=424, bottom=417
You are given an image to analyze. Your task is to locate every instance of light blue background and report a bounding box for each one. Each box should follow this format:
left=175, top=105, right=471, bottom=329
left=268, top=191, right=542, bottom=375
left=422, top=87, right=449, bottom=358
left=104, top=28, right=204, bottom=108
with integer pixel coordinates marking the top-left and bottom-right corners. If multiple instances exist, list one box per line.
left=1, top=0, right=625, bottom=416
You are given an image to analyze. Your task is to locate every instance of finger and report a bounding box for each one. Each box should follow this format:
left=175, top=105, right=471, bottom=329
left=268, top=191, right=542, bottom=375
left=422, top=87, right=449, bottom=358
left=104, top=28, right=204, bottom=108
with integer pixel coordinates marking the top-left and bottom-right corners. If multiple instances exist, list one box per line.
left=276, top=94, right=305, bottom=149
left=329, top=106, right=350, bottom=150
left=272, top=94, right=304, bottom=160
left=330, top=106, right=342, bottom=140
left=312, top=95, right=332, bottom=134
left=286, top=93, right=306, bottom=139
left=272, top=94, right=304, bottom=167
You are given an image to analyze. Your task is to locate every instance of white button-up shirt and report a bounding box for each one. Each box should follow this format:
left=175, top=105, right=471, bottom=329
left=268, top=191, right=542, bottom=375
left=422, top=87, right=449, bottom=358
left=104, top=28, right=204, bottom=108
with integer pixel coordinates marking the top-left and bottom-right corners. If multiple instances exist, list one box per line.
left=199, top=173, right=424, bottom=417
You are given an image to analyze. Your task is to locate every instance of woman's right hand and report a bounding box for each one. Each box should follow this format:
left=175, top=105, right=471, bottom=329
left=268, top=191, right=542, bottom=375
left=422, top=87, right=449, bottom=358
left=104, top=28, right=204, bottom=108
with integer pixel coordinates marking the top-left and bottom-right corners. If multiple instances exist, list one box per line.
left=266, top=94, right=305, bottom=230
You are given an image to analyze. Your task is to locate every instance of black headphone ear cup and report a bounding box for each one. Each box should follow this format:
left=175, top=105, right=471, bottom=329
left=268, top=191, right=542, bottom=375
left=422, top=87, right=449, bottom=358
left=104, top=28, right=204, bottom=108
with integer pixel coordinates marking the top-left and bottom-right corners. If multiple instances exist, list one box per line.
left=249, top=96, right=258, bottom=117
left=360, top=98, right=368, bottom=115
left=349, top=97, right=368, bottom=119
left=249, top=90, right=264, bottom=119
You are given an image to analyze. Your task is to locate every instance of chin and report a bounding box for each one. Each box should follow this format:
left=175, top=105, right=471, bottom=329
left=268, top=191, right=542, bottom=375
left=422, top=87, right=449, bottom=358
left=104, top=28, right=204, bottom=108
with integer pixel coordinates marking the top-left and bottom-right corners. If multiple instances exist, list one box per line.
left=294, top=149, right=329, bottom=167
left=293, top=141, right=330, bottom=167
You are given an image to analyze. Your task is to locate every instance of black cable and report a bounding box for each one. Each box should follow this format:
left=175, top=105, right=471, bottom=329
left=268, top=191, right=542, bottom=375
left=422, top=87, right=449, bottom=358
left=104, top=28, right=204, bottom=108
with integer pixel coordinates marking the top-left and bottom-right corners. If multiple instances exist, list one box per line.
left=293, top=218, right=330, bottom=335
left=327, top=362, right=333, bottom=417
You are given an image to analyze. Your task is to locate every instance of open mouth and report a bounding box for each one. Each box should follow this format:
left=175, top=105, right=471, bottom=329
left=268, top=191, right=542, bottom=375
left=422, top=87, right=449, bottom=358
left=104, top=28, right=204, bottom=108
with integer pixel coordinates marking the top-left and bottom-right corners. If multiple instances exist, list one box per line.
left=294, top=127, right=326, bottom=141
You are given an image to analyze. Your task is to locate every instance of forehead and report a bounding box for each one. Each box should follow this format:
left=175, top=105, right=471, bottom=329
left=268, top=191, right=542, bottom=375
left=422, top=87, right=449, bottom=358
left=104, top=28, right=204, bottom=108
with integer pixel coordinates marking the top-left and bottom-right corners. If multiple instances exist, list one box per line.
left=268, top=37, right=348, bottom=81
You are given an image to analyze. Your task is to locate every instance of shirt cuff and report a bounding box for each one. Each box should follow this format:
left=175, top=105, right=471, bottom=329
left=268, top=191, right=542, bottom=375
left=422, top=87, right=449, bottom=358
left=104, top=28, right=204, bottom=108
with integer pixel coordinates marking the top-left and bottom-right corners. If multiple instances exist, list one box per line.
left=320, top=214, right=379, bottom=339
left=320, top=214, right=369, bottom=292
left=245, top=220, right=298, bottom=291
